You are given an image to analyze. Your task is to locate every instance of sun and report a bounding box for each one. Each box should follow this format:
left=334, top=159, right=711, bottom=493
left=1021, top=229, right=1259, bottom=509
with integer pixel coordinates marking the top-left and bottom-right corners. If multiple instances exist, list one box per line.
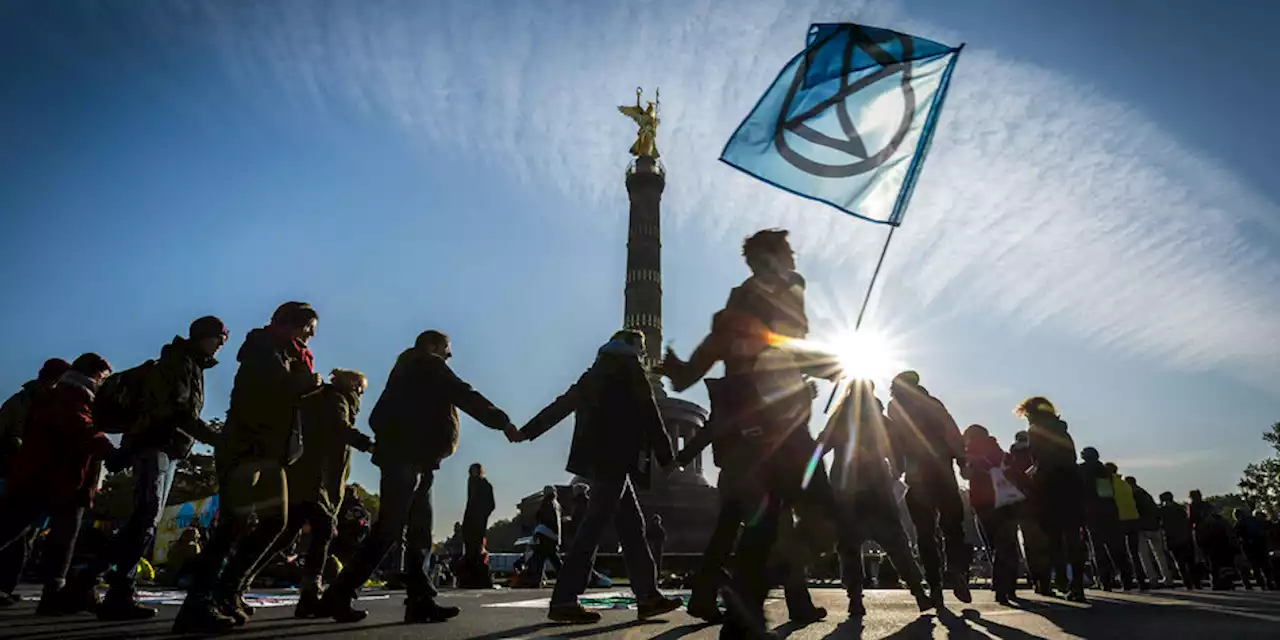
left=829, top=328, right=903, bottom=382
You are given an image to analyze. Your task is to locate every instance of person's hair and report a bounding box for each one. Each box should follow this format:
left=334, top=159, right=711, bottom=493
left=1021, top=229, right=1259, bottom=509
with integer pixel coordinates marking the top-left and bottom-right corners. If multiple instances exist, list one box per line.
left=1124, top=476, right=1137, bottom=485
left=963, top=424, right=988, bottom=439
left=330, top=368, right=368, bottom=391
left=71, top=353, right=111, bottom=377
left=38, top=358, right=71, bottom=384
left=610, top=329, right=646, bottom=351
left=742, top=228, right=791, bottom=271
left=1159, top=491, right=1173, bottom=501
left=1014, top=396, right=1058, bottom=418
left=271, top=302, right=318, bottom=330
left=1080, top=447, right=1099, bottom=461
left=1105, top=462, right=1118, bottom=474
left=892, top=370, right=921, bottom=388
left=469, top=463, right=483, bottom=476
left=415, top=330, right=449, bottom=351
left=1189, top=489, right=1202, bottom=500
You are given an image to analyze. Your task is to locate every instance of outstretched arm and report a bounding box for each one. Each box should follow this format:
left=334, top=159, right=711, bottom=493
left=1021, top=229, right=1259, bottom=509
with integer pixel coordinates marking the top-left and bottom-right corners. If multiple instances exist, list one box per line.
left=437, top=360, right=512, bottom=433
left=519, top=374, right=586, bottom=441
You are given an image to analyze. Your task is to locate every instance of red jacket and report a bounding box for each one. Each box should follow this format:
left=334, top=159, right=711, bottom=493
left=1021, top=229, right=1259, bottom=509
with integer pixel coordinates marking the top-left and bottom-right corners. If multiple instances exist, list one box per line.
left=964, top=434, right=1007, bottom=510
left=7, top=372, right=113, bottom=506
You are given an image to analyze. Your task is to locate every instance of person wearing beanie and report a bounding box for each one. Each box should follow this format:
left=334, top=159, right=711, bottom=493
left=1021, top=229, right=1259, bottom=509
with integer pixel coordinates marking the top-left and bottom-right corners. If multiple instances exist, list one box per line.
left=70, top=316, right=228, bottom=621
left=887, top=370, right=972, bottom=607
left=1013, top=396, right=1087, bottom=601
left=176, top=303, right=322, bottom=633
left=1078, top=448, right=1135, bottom=591
left=0, top=353, right=114, bottom=614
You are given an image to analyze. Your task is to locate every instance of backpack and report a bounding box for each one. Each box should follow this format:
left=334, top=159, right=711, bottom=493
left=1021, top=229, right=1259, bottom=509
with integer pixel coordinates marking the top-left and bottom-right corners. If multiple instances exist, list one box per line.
left=94, top=360, right=156, bottom=434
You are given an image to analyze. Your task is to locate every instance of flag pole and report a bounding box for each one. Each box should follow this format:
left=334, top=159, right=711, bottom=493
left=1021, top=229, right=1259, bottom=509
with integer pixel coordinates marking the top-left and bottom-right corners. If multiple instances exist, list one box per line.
left=822, top=225, right=897, bottom=414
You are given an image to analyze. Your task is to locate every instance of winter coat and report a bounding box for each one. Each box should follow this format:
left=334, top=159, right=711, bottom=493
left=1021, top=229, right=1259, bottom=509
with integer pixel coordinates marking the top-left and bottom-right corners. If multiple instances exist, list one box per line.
left=0, top=381, right=40, bottom=476
left=289, top=384, right=371, bottom=515
left=8, top=371, right=114, bottom=506
left=521, top=339, right=674, bottom=487
left=369, top=349, right=509, bottom=470
left=223, top=328, right=317, bottom=467
left=1112, top=475, right=1140, bottom=524
left=464, top=476, right=495, bottom=526
left=1159, top=501, right=1192, bottom=547
left=1027, top=415, right=1077, bottom=471
left=128, top=337, right=219, bottom=459
left=1005, top=444, right=1034, bottom=495
left=1131, top=484, right=1160, bottom=531
left=964, top=433, right=1007, bottom=511
left=887, top=386, right=964, bottom=480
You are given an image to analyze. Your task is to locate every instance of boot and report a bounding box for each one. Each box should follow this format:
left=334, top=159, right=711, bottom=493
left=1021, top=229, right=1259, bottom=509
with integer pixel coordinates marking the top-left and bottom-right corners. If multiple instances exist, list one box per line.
left=172, top=595, right=237, bottom=634
left=97, top=586, right=157, bottom=621
left=59, top=579, right=101, bottom=615
left=294, top=586, right=325, bottom=619
left=950, top=571, right=973, bottom=604
left=216, top=591, right=252, bottom=626
left=320, top=588, right=369, bottom=623
left=548, top=601, right=602, bottom=624
left=36, top=584, right=65, bottom=616
left=636, top=594, right=683, bottom=620
left=405, top=595, right=460, bottom=623
left=788, top=604, right=827, bottom=625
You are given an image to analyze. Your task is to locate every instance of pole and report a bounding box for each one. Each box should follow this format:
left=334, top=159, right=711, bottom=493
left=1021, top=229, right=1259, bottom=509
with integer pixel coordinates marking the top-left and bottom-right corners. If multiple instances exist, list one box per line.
left=822, top=225, right=898, bottom=414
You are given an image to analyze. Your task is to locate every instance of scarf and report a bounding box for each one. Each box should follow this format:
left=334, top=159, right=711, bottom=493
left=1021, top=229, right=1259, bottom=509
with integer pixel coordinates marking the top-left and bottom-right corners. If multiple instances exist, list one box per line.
left=265, top=324, right=314, bottom=373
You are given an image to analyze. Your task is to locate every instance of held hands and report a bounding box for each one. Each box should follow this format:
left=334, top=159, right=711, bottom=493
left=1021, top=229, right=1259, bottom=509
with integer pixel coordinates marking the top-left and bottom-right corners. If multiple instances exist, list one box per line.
left=503, top=423, right=525, bottom=443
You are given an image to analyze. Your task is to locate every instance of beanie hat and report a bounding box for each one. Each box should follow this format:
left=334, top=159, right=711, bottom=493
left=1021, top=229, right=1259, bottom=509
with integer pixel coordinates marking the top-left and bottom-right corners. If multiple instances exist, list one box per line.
left=38, top=358, right=71, bottom=384
left=190, top=316, right=229, bottom=341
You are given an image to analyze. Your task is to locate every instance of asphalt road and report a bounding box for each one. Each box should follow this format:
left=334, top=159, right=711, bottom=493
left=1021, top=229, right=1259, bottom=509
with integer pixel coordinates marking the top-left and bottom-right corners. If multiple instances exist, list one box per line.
left=2, top=586, right=1279, bottom=639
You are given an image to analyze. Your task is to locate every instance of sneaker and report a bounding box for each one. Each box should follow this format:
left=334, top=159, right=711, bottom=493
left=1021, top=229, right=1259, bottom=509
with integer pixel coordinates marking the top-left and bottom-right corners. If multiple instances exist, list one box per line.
left=548, top=602, right=602, bottom=624
left=404, top=597, right=459, bottom=624
left=294, top=588, right=324, bottom=619
left=636, top=595, right=682, bottom=620
left=1066, top=590, right=1087, bottom=603
left=217, top=593, right=251, bottom=626
left=789, top=605, right=827, bottom=624
left=321, top=590, right=369, bottom=623
left=172, top=598, right=238, bottom=634
left=98, top=588, right=157, bottom=621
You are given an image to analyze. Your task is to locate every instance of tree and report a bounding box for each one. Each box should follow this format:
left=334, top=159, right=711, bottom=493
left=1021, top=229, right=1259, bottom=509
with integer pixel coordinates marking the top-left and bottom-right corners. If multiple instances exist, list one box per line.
left=1205, top=493, right=1250, bottom=524
left=167, top=452, right=219, bottom=506
left=484, top=518, right=526, bottom=552
left=1236, top=422, right=1280, bottom=518
left=346, top=483, right=379, bottom=521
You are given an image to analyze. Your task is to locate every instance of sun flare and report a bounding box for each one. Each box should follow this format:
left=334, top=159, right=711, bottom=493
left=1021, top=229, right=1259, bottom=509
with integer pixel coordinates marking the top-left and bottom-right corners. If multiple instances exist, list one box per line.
left=828, top=329, right=903, bottom=382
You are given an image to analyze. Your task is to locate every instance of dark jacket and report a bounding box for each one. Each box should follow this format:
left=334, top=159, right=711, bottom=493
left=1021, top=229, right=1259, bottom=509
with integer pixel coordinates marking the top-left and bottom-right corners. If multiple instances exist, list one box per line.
left=0, top=381, right=40, bottom=476
left=820, top=382, right=897, bottom=499
left=369, top=349, right=509, bottom=470
left=887, top=385, right=963, bottom=479
left=521, top=339, right=673, bottom=486
left=1078, top=459, right=1118, bottom=523
left=535, top=493, right=562, bottom=541
left=464, top=476, right=495, bottom=525
left=128, top=337, right=219, bottom=459
left=223, top=328, right=317, bottom=466
left=291, top=384, right=371, bottom=515
left=1027, top=415, right=1076, bottom=470
left=1131, top=484, right=1160, bottom=531
left=1159, top=501, right=1192, bottom=547
left=9, top=371, right=114, bottom=506
left=1005, top=443, right=1034, bottom=494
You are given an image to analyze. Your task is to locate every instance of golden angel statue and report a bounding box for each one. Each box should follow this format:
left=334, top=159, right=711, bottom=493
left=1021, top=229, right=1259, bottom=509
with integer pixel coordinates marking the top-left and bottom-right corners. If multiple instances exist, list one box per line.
left=618, top=87, right=660, bottom=158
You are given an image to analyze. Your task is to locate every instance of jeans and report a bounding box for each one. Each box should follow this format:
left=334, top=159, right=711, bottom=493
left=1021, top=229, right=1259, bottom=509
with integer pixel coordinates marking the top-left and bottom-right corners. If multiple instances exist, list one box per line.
left=186, top=458, right=289, bottom=601
left=904, top=466, right=971, bottom=588
left=0, top=494, right=83, bottom=591
left=332, top=464, right=437, bottom=602
left=85, top=449, right=177, bottom=593
left=839, top=490, right=924, bottom=602
left=976, top=506, right=1019, bottom=597
left=246, top=501, right=336, bottom=592
left=551, top=471, right=657, bottom=607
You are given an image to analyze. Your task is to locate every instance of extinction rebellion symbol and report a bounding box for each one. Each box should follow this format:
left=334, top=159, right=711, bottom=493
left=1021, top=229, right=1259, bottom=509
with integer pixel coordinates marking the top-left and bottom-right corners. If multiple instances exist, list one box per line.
left=775, top=26, right=917, bottom=178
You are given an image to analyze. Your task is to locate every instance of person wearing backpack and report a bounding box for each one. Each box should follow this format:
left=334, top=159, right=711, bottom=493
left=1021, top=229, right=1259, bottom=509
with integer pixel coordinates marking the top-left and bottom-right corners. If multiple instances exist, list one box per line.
left=888, top=370, right=972, bottom=607
left=962, top=424, right=1020, bottom=604
left=1079, top=447, right=1135, bottom=591
left=175, top=302, right=322, bottom=634
left=67, top=317, right=228, bottom=621
left=0, top=353, right=114, bottom=614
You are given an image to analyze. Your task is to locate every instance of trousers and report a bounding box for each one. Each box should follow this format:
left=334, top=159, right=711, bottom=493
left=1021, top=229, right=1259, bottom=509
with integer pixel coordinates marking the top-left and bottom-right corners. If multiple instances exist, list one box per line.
left=551, top=471, right=657, bottom=606
left=331, top=465, right=437, bottom=602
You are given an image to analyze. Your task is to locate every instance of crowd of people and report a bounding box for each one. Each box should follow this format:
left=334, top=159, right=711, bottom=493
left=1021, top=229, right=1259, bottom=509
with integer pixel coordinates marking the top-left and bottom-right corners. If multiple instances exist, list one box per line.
left=0, top=228, right=1276, bottom=639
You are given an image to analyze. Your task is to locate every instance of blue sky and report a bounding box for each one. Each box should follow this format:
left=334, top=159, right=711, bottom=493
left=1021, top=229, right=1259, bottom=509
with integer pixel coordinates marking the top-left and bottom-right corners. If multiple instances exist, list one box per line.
left=2, top=0, right=1278, bottom=539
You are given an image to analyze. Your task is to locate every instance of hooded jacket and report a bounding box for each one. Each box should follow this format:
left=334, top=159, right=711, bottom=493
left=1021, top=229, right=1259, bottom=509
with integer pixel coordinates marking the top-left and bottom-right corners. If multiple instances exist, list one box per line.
left=964, top=430, right=1007, bottom=511
left=223, top=328, right=318, bottom=466
left=289, top=383, right=372, bottom=515
left=9, top=371, right=114, bottom=506
left=368, top=348, right=509, bottom=470
left=520, top=338, right=674, bottom=486
left=128, top=336, right=219, bottom=459
left=887, top=385, right=964, bottom=478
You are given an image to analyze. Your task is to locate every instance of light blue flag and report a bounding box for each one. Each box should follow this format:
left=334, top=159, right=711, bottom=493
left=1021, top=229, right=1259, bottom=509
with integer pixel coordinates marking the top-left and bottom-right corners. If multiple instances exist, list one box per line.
left=720, top=23, right=962, bottom=226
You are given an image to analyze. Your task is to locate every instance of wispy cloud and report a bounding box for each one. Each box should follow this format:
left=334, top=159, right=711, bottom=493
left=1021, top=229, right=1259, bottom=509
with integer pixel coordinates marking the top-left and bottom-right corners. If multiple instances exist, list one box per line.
left=142, top=0, right=1280, bottom=377
left=1113, top=450, right=1222, bottom=473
